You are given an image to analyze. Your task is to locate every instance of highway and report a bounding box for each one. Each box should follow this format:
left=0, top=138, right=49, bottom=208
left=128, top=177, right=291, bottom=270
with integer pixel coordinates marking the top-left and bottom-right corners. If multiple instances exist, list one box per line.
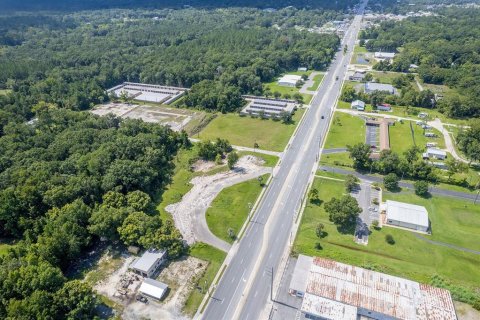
left=201, top=2, right=368, bottom=319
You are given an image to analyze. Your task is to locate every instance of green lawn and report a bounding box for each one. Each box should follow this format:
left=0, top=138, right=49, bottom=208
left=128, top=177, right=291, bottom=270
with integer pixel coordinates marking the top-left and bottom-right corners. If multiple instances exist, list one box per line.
left=206, top=174, right=269, bottom=243
left=307, top=73, right=324, bottom=91
left=324, top=112, right=365, bottom=149
left=237, top=151, right=278, bottom=167
left=320, top=152, right=353, bottom=168
left=264, top=81, right=312, bottom=104
left=353, top=45, right=368, bottom=53
left=389, top=120, right=445, bottom=154
left=183, top=243, right=227, bottom=316
left=370, top=71, right=404, bottom=85
left=197, top=109, right=305, bottom=152
left=293, top=177, right=480, bottom=296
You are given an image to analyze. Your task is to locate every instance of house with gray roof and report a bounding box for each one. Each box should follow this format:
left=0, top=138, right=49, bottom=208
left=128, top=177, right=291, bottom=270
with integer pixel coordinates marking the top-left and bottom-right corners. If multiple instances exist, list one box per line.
left=131, top=249, right=167, bottom=278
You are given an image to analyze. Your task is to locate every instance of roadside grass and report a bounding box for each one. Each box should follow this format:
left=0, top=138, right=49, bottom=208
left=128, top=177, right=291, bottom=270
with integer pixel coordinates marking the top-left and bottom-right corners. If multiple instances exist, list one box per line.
left=353, top=45, right=367, bottom=53
left=389, top=120, right=445, bottom=154
left=236, top=151, right=278, bottom=167
left=324, top=112, right=365, bottom=149
left=183, top=243, right=227, bottom=316
left=320, top=152, right=353, bottom=168
left=206, top=174, right=270, bottom=243
left=293, top=177, right=480, bottom=296
left=197, top=109, right=305, bottom=152
left=307, top=73, right=324, bottom=91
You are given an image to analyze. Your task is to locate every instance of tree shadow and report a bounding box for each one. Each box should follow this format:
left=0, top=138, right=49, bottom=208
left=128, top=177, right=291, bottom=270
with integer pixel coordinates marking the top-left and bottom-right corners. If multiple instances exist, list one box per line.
left=319, top=231, right=328, bottom=238
left=310, top=198, right=323, bottom=206
left=336, top=223, right=356, bottom=235
left=417, top=192, right=432, bottom=199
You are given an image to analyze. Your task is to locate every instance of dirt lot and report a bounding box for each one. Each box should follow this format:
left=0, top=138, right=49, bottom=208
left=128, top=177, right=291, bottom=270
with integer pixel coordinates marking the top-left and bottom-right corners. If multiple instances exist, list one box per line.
left=91, top=103, right=204, bottom=132
left=93, top=252, right=207, bottom=320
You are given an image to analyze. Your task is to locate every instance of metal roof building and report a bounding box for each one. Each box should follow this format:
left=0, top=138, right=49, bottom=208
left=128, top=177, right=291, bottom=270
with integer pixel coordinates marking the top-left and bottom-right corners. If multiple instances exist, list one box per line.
left=278, top=74, right=302, bottom=87
left=138, top=278, right=168, bottom=301
left=107, top=82, right=188, bottom=104
left=385, top=200, right=429, bottom=233
left=426, top=148, right=447, bottom=160
left=365, top=82, right=395, bottom=94
left=374, top=52, right=396, bottom=60
left=240, top=96, right=296, bottom=117
left=351, top=100, right=365, bottom=111
left=131, top=249, right=167, bottom=278
left=289, top=256, right=457, bottom=320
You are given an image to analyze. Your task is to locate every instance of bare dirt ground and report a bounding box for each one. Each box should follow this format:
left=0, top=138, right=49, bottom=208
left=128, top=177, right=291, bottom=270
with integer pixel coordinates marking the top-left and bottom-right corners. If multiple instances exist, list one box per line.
left=166, top=155, right=271, bottom=252
left=190, top=159, right=222, bottom=172
left=454, top=301, right=480, bottom=320
left=91, top=103, right=202, bottom=132
left=93, top=252, right=207, bottom=320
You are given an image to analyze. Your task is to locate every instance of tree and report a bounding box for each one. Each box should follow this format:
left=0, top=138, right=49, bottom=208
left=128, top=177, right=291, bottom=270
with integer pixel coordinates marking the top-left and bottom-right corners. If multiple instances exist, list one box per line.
left=292, top=93, right=304, bottom=104
left=54, top=280, right=98, bottom=320
left=279, top=111, right=293, bottom=124
left=414, top=180, right=429, bottom=197
left=403, top=146, right=420, bottom=164
left=371, top=220, right=379, bottom=229
left=309, top=188, right=319, bottom=202
left=364, top=73, right=373, bottom=82
left=385, top=234, right=395, bottom=245
left=273, top=91, right=281, bottom=99
left=340, top=86, right=356, bottom=102
left=283, top=93, right=291, bottom=100
left=117, top=211, right=158, bottom=247
left=227, top=151, right=239, bottom=169
left=324, top=195, right=361, bottom=227
left=344, top=174, right=359, bottom=192
left=126, top=190, right=151, bottom=211
left=383, top=173, right=399, bottom=191
left=378, top=149, right=400, bottom=174
left=347, top=143, right=371, bottom=169
left=315, top=223, right=325, bottom=238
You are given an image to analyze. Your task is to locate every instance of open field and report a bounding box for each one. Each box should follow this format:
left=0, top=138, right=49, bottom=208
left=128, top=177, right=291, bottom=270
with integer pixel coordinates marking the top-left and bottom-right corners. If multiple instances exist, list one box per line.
left=370, top=71, right=403, bottom=85
left=197, top=109, right=305, bottom=152
left=206, top=174, right=269, bottom=243
left=320, top=152, right=353, bottom=168
left=389, top=120, right=445, bottom=154
left=293, top=176, right=480, bottom=301
left=183, top=243, right=226, bottom=316
left=264, top=72, right=313, bottom=104
left=324, top=112, right=365, bottom=149
left=237, top=151, right=278, bottom=167
left=307, top=73, right=324, bottom=91
left=353, top=45, right=367, bottom=53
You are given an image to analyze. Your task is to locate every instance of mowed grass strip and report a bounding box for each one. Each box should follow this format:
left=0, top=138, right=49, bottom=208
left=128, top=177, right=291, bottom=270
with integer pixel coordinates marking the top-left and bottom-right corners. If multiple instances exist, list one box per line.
left=324, top=112, right=365, bottom=149
left=197, top=110, right=305, bottom=152
left=183, top=243, right=227, bottom=316
left=389, top=120, right=445, bottom=154
left=307, top=73, right=324, bottom=91
left=206, top=174, right=269, bottom=243
left=293, top=176, right=480, bottom=291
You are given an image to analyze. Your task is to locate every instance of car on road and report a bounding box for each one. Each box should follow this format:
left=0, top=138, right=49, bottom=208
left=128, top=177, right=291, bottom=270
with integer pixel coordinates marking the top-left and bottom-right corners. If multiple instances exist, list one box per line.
left=335, top=76, right=339, bottom=81
left=321, top=115, right=325, bottom=119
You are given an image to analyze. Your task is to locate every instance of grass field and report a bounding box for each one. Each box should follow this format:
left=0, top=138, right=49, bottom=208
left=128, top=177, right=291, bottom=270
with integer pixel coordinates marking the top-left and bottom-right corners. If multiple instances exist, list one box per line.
left=293, top=176, right=480, bottom=295
left=307, top=73, right=324, bottom=91
left=237, top=151, right=278, bottom=167
left=197, top=109, right=305, bottom=152
left=320, top=152, right=353, bottom=168
left=389, top=120, right=445, bottom=154
left=324, top=112, right=365, bottom=149
left=206, top=174, right=269, bottom=243
left=183, top=243, right=227, bottom=316
left=264, top=81, right=313, bottom=104
left=370, top=71, right=403, bottom=85
left=353, top=45, right=368, bottom=53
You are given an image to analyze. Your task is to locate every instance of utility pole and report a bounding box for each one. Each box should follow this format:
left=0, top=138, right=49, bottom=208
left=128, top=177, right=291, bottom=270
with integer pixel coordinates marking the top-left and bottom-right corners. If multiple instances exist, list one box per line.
left=474, top=190, right=480, bottom=205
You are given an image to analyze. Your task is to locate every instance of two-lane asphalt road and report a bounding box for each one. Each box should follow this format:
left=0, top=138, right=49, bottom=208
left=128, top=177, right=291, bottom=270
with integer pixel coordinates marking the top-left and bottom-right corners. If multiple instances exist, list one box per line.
left=201, top=3, right=368, bottom=319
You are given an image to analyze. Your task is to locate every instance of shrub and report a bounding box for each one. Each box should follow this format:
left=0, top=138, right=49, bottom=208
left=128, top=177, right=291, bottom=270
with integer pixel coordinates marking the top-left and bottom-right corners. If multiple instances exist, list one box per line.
left=385, top=234, right=395, bottom=245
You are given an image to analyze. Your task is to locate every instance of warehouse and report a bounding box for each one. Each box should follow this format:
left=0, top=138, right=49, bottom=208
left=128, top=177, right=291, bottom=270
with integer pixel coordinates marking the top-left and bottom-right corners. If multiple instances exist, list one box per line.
left=289, top=256, right=457, bottom=320
left=107, top=82, right=188, bottom=104
left=365, top=82, right=395, bottom=94
left=240, top=95, right=296, bottom=118
left=383, top=200, right=430, bottom=233
left=277, top=74, right=302, bottom=87
left=131, top=249, right=167, bottom=278
left=138, top=278, right=168, bottom=301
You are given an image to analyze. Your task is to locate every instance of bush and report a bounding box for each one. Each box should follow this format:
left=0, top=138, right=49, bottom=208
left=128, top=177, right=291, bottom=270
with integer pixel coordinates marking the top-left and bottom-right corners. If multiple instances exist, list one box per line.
left=314, top=242, right=323, bottom=250
left=385, top=234, right=395, bottom=245
left=383, top=173, right=399, bottom=191
left=371, top=220, right=379, bottom=229
left=414, top=180, right=429, bottom=196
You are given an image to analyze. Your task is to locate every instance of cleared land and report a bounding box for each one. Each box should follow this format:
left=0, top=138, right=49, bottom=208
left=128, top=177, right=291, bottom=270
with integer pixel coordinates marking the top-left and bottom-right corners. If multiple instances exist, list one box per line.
left=197, top=109, right=305, bottom=152
left=324, top=112, right=365, bottom=149
left=389, top=120, right=445, bottom=154
left=293, top=176, right=480, bottom=299
left=206, top=173, right=269, bottom=243
left=183, top=243, right=226, bottom=316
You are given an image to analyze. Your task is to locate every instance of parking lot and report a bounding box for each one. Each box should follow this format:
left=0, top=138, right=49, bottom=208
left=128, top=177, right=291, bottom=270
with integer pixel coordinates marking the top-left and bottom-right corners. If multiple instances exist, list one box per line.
left=350, top=182, right=381, bottom=245
left=366, top=124, right=379, bottom=148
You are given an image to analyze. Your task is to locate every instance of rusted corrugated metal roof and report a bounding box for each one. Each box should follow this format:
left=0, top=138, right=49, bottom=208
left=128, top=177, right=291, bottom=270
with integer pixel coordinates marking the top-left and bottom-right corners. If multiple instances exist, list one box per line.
left=298, top=256, right=457, bottom=320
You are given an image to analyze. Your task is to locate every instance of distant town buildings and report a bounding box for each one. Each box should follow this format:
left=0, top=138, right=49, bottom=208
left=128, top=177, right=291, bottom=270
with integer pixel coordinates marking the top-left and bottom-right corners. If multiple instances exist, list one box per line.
left=107, top=82, right=188, bottom=104
left=289, top=255, right=456, bottom=320
left=349, top=70, right=366, bottom=81
left=277, top=74, right=302, bottom=87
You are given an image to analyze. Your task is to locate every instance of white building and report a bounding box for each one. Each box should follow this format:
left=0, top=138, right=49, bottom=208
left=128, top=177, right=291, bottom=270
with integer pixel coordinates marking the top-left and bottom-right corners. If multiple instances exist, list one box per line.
left=138, top=278, right=168, bottom=301
left=365, top=82, right=395, bottom=94
left=297, top=67, right=308, bottom=72
left=384, top=200, right=429, bottom=233
left=131, top=249, right=167, bottom=278
left=289, top=255, right=457, bottom=320
left=351, top=100, right=365, bottom=111
left=426, top=148, right=447, bottom=160
left=277, top=74, right=302, bottom=87
left=374, top=52, right=396, bottom=60
left=107, top=82, right=188, bottom=104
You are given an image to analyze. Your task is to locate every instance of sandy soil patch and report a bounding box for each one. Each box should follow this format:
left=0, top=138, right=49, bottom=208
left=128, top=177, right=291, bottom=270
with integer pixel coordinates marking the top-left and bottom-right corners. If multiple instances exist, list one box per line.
left=454, top=301, right=480, bottom=320
left=190, top=159, right=221, bottom=172
left=166, top=155, right=270, bottom=250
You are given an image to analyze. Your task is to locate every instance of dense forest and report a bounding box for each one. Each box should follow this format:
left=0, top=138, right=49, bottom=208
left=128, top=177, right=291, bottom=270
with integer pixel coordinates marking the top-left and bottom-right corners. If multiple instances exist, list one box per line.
left=360, top=7, right=480, bottom=118
left=2, top=0, right=358, bottom=11
left=0, top=8, right=341, bottom=118
left=0, top=108, right=188, bottom=318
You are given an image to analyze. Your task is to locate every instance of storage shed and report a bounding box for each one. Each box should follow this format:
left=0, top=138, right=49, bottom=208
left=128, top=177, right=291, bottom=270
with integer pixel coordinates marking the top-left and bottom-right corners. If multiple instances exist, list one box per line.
left=385, top=200, right=429, bottom=232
